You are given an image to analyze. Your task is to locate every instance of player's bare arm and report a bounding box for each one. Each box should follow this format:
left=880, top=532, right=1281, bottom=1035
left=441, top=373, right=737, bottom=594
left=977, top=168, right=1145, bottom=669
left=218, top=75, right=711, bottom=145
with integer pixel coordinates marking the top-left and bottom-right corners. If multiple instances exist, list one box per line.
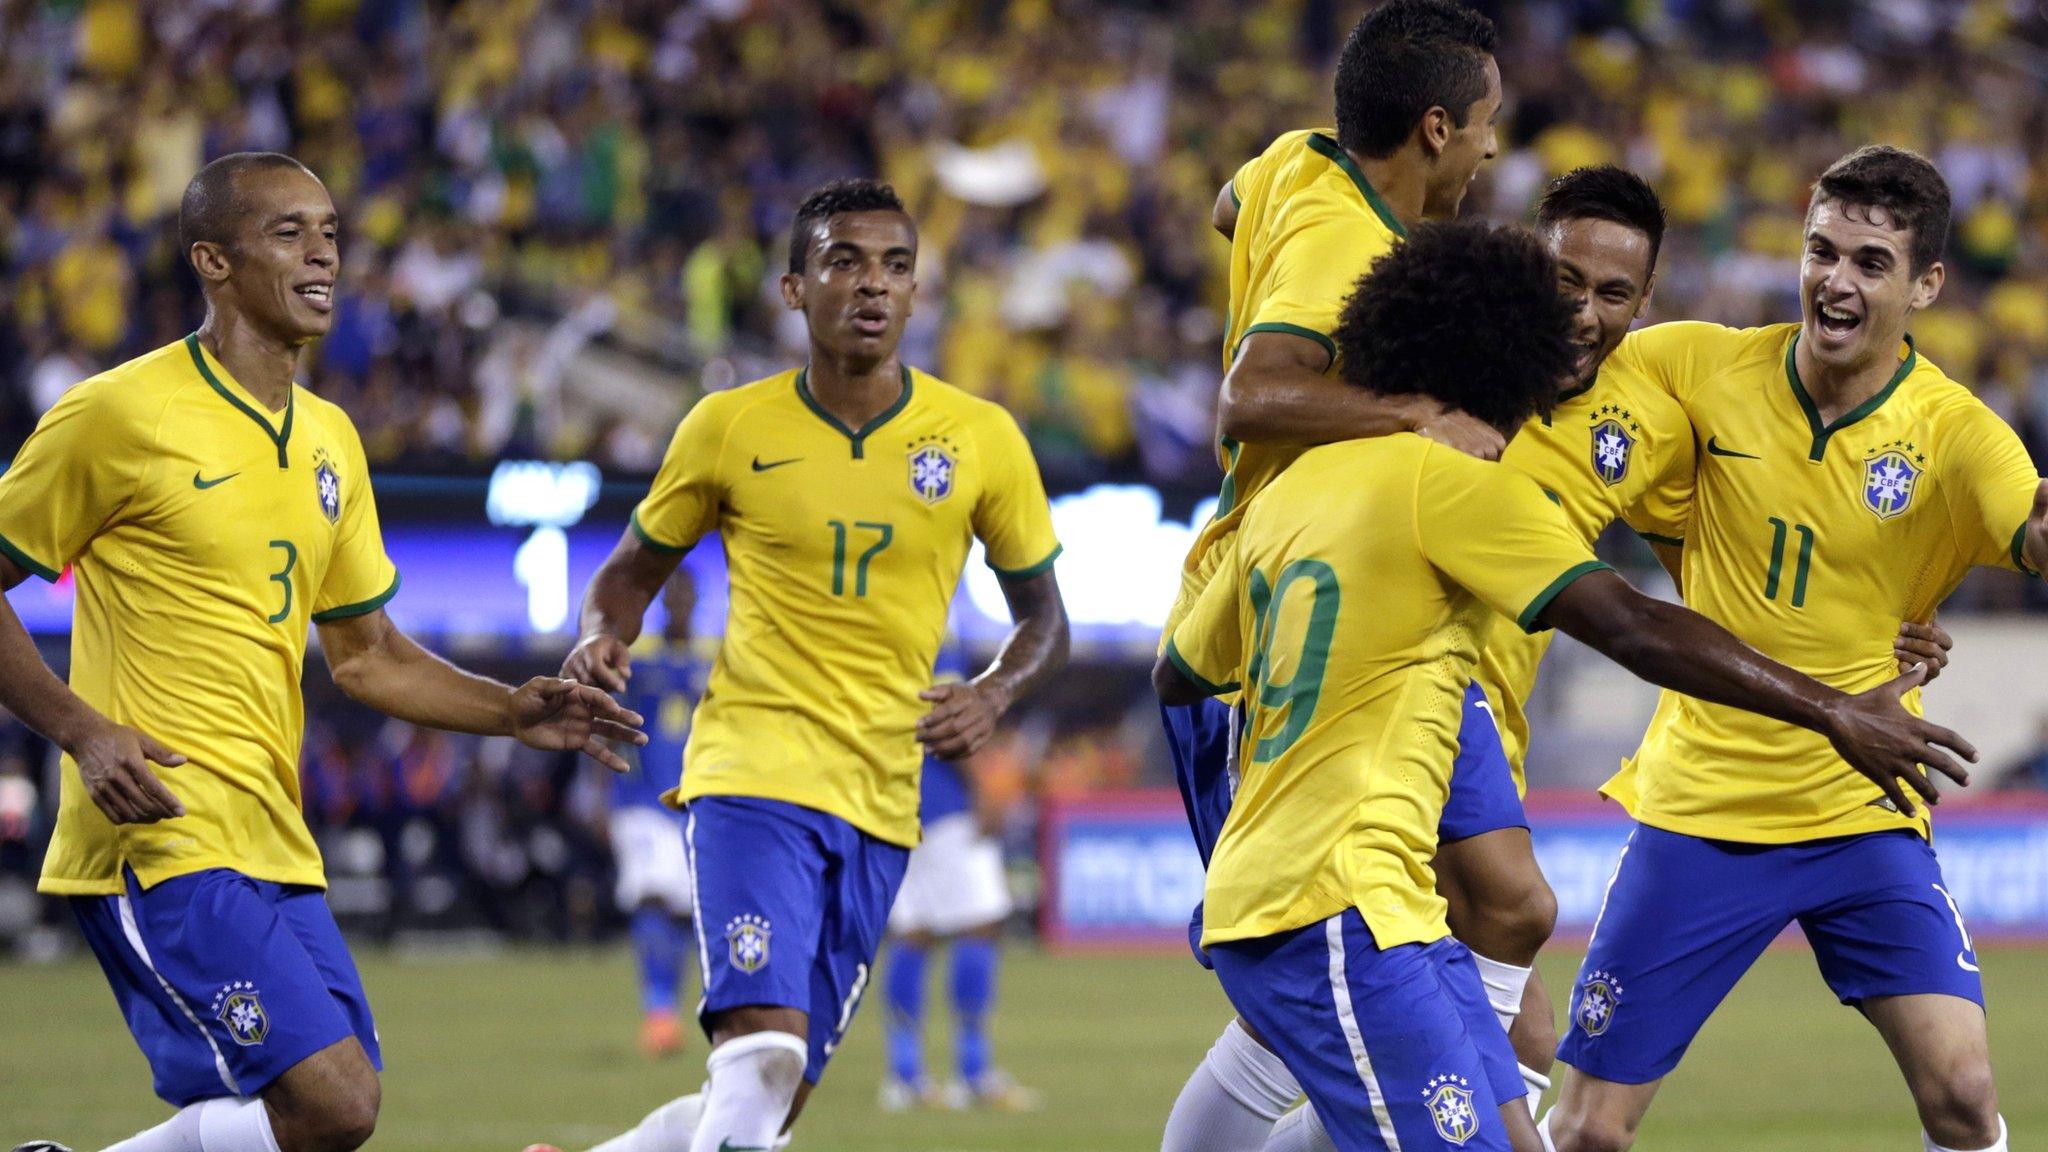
left=1220, top=331, right=1505, bottom=459
left=319, top=605, right=646, bottom=772
left=1539, top=569, right=1976, bottom=817
left=0, top=554, right=186, bottom=824
left=1212, top=181, right=1237, bottom=239
left=563, top=530, right=685, bottom=692
left=918, top=569, right=1070, bottom=760
left=2023, top=479, right=2048, bottom=573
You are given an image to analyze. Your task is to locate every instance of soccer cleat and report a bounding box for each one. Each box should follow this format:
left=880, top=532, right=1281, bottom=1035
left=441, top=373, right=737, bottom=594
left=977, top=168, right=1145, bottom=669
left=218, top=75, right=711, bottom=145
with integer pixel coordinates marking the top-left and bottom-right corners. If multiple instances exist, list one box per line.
left=963, top=1069, right=1044, bottom=1112
left=639, top=1008, right=687, bottom=1058
left=878, top=1075, right=938, bottom=1112
left=12, top=1144, right=76, bottom=1152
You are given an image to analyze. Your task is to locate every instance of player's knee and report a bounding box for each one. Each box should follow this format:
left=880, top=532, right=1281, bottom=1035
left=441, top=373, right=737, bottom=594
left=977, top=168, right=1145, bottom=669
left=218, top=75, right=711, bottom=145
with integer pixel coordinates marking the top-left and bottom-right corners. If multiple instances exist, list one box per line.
left=1458, top=876, right=1556, bottom=960
left=283, top=1083, right=380, bottom=1152
left=1546, top=1104, right=1637, bottom=1152
left=1918, top=1059, right=1999, bottom=1146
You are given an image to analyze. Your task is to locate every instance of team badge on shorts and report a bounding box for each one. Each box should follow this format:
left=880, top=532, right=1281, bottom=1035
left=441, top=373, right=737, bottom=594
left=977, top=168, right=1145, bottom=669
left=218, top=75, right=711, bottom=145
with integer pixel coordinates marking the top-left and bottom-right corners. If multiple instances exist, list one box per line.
left=907, top=435, right=956, bottom=504
left=726, top=914, right=772, bottom=973
left=1424, top=1073, right=1480, bottom=1146
left=1574, top=969, right=1623, bottom=1037
left=1862, top=443, right=1922, bottom=521
left=313, top=448, right=343, bottom=524
left=211, top=981, right=269, bottom=1046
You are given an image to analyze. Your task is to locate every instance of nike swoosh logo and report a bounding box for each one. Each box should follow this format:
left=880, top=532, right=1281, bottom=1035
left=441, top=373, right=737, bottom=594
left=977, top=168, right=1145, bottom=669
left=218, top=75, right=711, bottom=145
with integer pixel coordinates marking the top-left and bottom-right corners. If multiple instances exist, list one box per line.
left=193, top=471, right=242, bottom=489
left=1705, top=437, right=1759, bottom=460
left=751, top=456, right=802, bottom=472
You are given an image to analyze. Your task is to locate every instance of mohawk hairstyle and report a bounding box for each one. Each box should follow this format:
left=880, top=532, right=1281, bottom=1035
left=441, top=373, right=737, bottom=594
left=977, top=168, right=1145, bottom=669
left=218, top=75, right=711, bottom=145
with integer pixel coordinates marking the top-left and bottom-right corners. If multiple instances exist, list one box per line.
left=787, top=179, right=910, bottom=274
left=1334, top=0, right=1498, bottom=159
left=1809, top=145, right=1951, bottom=273
left=1537, top=165, right=1668, bottom=273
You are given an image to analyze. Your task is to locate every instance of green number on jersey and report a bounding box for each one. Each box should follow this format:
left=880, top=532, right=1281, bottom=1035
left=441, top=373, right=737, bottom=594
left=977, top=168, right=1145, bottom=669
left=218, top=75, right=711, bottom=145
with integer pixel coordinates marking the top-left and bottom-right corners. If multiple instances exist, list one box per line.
left=1764, top=517, right=1815, bottom=608
left=827, top=520, right=893, bottom=597
left=1245, top=558, right=1341, bottom=763
left=267, top=539, right=298, bottom=623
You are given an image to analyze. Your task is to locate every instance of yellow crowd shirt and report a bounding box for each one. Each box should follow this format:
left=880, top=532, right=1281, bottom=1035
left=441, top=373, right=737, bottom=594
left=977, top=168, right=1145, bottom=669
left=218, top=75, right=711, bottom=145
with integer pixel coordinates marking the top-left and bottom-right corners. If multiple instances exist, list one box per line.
left=1606, top=322, right=2041, bottom=842
left=1167, top=435, right=1609, bottom=948
left=1162, top=128, right=1408, bottom=639
left=0, top=336, right=399, bottom=895
left=631, top=365, right=1060, bottom=847
left=1474, top=359, right=1696, bottom=777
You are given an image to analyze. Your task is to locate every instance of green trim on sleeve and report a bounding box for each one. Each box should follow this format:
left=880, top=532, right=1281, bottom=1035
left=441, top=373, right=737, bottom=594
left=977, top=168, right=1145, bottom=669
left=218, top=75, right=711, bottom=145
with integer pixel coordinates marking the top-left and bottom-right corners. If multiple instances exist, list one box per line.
left=0, top=532, right=60, bottom=582
left=1516, top=560, right=1613, bottom=633
left=1237, top=322, right=1337, bottom=372
left=990, top=544, right=1062, bottom=581
left=1636, top=531, right=1685, bottom=547
left=629, top=510, right=688, bottom=555
left=2013, top=524, right=2041, bottom=579
left=1166, top=637, right=1239, bottom=697
left=1228, top=181, right=1240, bottom=209
left=311, top=571, right=401, bottom=623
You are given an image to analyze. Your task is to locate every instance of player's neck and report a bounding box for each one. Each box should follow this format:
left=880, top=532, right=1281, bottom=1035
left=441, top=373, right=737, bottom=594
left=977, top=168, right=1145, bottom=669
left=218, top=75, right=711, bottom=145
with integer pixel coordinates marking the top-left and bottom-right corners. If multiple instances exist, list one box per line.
left=196, top=314, right=300, bottom=414
left=1793, top=332, right=1907, bottom=425
left=804, top=350, right=907, bottom=429
left=1355, top=149, right=1429, bottom=230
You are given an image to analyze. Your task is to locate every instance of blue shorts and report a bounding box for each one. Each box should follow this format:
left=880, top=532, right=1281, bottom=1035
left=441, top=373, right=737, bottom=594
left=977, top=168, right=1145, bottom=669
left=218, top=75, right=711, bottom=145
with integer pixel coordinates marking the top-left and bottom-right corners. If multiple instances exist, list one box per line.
left=1209, top=915, right=1515, bottom=1152
left=71, top=868, right=381, bottom=1107
left=1164, top=683, right=1524, bottom=966
left=1557, top=825, right=1984, bottom=1084
left=685, top=795, right=909, bottom=1083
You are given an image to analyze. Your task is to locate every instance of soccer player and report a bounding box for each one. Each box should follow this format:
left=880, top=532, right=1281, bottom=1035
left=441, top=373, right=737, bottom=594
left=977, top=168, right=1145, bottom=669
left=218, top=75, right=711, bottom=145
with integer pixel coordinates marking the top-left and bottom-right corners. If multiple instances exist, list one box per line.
left=1542, top=148, right=2042, bottom=1152
left=560, top=179, right=1069, bottom=1152
left=0, top=153, right=645, bottom=1152
left=611, top=568, right=710, bottom=1059
left=1154, top=218, right=1976, bottom=1152
left=879, top=643, right=1036, bottom=1113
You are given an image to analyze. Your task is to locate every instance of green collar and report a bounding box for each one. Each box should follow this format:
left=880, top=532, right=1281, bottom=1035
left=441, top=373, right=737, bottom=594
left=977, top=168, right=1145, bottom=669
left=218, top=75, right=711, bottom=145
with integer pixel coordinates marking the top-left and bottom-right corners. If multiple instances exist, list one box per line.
left=795, top=364, right=913, bottom=459
left=186, top=333, right=294, bottom=468
left=1305, top=134, right=1408, bottom=238
left=1545, top=370, right=1600, bottom=425
left=1785, top=331, right=1916, bottom=462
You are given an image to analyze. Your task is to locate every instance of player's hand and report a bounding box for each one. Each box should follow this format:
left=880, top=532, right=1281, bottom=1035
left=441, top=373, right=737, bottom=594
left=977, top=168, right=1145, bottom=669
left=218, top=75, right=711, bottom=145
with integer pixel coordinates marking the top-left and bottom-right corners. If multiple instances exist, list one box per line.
left=1894, top=617, right=1953, bottom=682
left=2023, top=479, right=2048, bottom=575
left=918, top=680, right=1010, bottom=762
left=562, top=633, right=634, bottom=693
left=508, top=676, right=648, bottom=773
left=1406, top=398, right=1505, bottom=461
left=69, top=718, right=187, bottom=825
left=1819, top=664, right=1977, bottom=818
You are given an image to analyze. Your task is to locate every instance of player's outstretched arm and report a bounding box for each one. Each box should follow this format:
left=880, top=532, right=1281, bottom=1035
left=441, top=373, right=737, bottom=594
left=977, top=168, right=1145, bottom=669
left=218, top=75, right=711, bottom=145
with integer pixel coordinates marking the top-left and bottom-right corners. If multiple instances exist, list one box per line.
left=319, top=607, right=647, bottom=772
left=917, top=570, right=1070, bottom=761
left=1219, top=331, right=1505, bottom=459
left=2022, top=479, right=2048, bottom=574
left=1538, top=570, right=1977, bottom=817
left=1149, top=650, right=1210, bottom=708
left=0, top=557, right=186, bottom=823
left=562, top=530, right=684, bottom=692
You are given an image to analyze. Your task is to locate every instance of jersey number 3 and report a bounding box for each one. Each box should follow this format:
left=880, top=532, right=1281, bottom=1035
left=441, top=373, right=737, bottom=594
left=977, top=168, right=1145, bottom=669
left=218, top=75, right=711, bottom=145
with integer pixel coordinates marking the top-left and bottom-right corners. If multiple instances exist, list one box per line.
left=267, top=539, right=298, bottom=624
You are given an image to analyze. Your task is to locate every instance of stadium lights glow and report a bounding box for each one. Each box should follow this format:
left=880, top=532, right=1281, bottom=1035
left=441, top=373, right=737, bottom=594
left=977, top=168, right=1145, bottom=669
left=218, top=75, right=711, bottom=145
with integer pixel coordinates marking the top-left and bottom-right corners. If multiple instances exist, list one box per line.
left=486, top=460, right=603, bottom=528
left=962, top=485, right=1216, bottom=632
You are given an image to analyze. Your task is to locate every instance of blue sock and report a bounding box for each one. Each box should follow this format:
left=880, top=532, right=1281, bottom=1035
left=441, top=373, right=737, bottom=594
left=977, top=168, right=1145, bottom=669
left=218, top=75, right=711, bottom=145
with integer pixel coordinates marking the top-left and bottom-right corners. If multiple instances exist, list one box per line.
left=884, top=941, right=929, bottom=1085
left=629, top=906, right=682, bottom=1014
left=951, top=936, right=999, bottom=1085
left=666, top=914, right=695, bottom=1002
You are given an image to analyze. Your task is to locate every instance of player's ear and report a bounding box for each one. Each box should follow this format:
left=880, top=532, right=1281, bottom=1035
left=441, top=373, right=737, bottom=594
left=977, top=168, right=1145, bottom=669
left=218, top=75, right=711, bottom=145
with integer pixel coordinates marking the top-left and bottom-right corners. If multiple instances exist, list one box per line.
left=1635, top=273, right=1657, bottom=320
left=1418, top=105, right=1452, bottom=158
left=778, top=271, right=805, bottom=311
left=187, top=241, right=233, bottom=285
left=1908, top=259, right=1944, bottom=313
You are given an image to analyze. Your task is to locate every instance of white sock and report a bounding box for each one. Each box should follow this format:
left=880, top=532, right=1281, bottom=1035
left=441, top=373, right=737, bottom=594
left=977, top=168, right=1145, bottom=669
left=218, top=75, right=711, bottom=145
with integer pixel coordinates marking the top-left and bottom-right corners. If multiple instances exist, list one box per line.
left=105, top=1097, right=279, bottom=1152
left=1536, top=1109, right=1560, bottom=1152
left=589, top=1092, right=705, bottom=1152
left=1522, top=1063, right=1551, bottom=1118
left=1161, top=1019, right=1301, bottom=1152
left=687, top=1032, right=808, bottom=1152
left=1925, top=1115, right=2008, bottom=1152
left=1259, top=1104, right=1336, bottom=1152
left=1470, top=953, right=1533, bottom=1035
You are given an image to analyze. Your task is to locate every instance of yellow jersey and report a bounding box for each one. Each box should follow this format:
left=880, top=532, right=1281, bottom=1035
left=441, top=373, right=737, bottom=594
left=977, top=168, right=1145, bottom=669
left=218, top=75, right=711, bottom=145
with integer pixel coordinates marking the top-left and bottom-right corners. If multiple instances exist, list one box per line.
left=0, top=336, right=398, bottom=895
left=1167, top=435, right=1608, bottom=948
left=1474, top=359, right=1696, bottom=776
left=1163, top=129, right=1408, bottom=639
left=631, top=365, right=1060, bottom=847
left=1605, top=322, right=2041, bottom=843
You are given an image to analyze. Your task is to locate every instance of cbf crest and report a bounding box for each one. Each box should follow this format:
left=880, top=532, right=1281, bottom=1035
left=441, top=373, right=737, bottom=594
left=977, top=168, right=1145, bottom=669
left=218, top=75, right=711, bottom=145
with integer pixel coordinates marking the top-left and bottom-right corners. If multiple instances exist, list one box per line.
left=1423, top=1073, right=1480, bottom=1146
left=906, top=433, right=959, bottom=505
left=312, top=447, right=342, bottom=524
left=1589, top=404, right=1640, bottom=487
left=1574, top=969, right=1623, bottom=1037
left=1862, top=440, right=1924, bottom=522
left=726, top=913, right=772, bottom=974
left=211, top=980, right=269, bottom=1046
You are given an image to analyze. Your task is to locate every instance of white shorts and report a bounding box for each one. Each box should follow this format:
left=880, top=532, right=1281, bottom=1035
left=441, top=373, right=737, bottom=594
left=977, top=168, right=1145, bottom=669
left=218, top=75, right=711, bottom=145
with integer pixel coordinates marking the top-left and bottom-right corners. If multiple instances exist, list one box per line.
left=888, top=812, right=1012, bottom=936
left=611, top=805, right=695, bottom=916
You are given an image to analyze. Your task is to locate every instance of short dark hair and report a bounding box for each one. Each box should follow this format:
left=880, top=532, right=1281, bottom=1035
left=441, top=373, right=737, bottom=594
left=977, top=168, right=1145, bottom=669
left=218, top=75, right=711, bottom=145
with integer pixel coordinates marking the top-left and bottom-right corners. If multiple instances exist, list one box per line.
left=786, top=179, right=910, bottom=274
left=1808, top=145, right=1950, bottom=273
left=178, top=152, right=315, bottom=259
left=1537, top=165, right=1667, bottom=273
left=1334, top=0, right=1498, bottom=159
left=1336, top=219, right=1577, bottom=430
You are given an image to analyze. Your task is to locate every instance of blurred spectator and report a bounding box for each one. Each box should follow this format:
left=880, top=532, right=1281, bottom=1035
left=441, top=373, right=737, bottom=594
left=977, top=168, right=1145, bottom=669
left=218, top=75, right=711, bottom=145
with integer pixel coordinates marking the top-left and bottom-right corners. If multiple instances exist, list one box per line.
left=1998, top=713, right=2048, bottom=790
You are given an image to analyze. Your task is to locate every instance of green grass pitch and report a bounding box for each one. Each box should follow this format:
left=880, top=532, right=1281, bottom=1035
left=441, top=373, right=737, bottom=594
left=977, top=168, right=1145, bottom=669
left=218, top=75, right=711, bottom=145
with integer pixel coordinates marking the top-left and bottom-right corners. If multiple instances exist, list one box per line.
left=5, top=946, right=2043, bottom=1150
